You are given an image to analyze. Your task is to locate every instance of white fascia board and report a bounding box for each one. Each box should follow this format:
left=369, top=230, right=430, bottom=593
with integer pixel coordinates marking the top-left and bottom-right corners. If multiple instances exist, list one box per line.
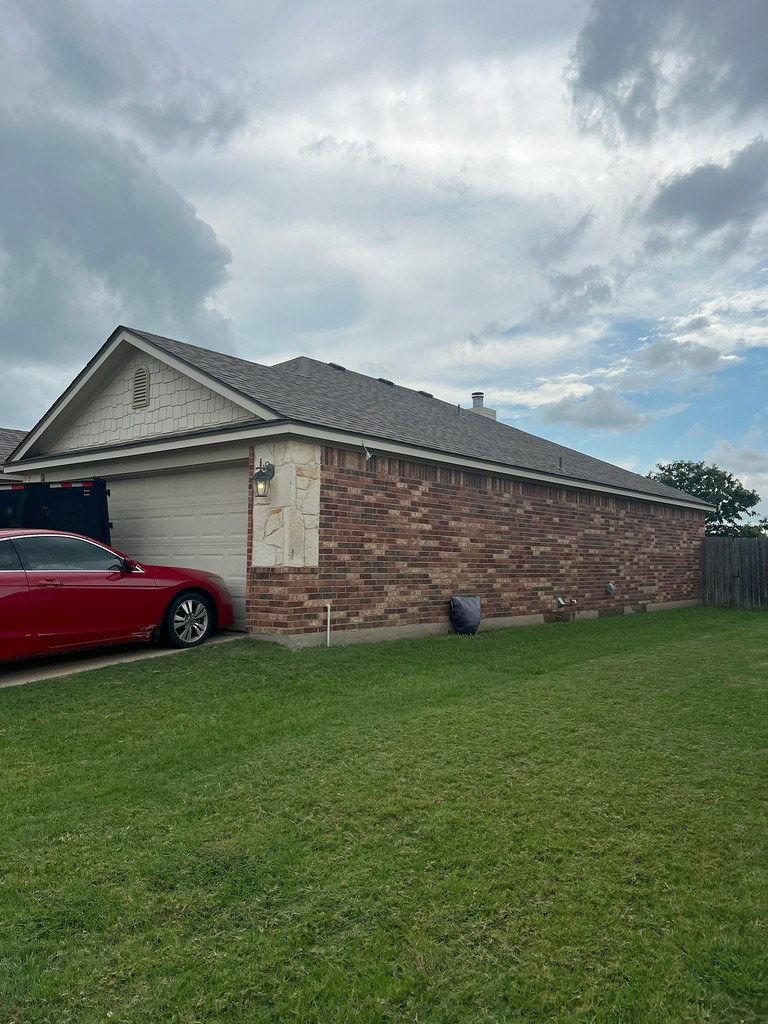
left=46, top=444, right=252, bottom=481
left=10, top=427, right=262, bottom=473
left=10, top=418, right=713, bottom=513
left=12, top=339, right=124, bottom=461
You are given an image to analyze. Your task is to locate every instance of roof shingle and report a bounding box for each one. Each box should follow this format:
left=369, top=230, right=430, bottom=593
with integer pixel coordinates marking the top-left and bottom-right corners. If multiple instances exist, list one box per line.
left=0, top=427, right=27, bottom=465
left=128, top=328, right=709, bottom=508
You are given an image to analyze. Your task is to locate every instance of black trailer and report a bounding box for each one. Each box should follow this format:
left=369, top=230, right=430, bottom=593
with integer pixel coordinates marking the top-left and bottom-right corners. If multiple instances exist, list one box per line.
left=0, top=479, right=111, bottom=544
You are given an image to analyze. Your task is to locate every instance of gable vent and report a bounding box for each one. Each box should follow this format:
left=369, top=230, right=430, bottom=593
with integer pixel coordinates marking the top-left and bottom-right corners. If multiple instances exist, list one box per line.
left=132, top=366, right=150, bottom=409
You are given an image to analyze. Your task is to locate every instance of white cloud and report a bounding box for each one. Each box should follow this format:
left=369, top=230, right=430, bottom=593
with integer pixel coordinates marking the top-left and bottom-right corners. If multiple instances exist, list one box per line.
left=495, top=375, right=594, bottom=409
left=0, top=0, right=765, bottom=506
left=539, top=386, right=651, bottom=431
left=657, top=290, right=768, bottom=355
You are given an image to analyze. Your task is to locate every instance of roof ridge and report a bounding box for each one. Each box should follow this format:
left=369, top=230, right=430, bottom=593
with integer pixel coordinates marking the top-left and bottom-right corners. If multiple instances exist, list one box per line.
left=125, top=327, right=268, bottom=371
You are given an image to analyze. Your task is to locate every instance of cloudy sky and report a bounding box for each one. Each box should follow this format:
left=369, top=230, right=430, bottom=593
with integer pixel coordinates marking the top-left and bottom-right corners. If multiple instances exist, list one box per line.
left=1, top=0, right=767, bottom=509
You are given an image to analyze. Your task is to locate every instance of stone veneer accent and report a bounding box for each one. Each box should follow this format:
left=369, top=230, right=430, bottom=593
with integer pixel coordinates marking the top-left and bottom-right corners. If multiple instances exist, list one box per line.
left=251, top=441, right=320, bottom=568
left=245, top=446, right=706, bottom=643
left=55, top=350, right=255, bottom=452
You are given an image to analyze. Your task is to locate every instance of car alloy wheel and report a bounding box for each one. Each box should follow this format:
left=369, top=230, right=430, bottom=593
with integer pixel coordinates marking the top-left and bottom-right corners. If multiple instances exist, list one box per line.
left=165, top=592, right=214, bottom=648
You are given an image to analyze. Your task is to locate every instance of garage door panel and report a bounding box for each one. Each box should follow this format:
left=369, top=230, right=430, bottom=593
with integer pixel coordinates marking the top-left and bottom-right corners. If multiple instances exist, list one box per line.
left=108, top=464, right=248, bottom=629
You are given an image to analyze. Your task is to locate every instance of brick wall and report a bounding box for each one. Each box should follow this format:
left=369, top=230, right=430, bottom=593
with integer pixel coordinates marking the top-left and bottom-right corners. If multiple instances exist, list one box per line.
left=246, top=446, right=705, bottom=639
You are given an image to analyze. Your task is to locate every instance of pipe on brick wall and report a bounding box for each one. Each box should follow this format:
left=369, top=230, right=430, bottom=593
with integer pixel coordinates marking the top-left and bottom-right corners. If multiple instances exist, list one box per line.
left=326, top=603, right=332, bottom=647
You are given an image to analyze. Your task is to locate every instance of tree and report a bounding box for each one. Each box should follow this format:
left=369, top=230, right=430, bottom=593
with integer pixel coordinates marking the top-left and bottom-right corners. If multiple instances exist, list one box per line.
left=649, top=460, right=768, bottom=537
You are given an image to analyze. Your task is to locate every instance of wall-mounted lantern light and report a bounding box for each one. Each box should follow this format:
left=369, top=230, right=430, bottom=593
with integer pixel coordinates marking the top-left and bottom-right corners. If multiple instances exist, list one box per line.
left=253, top=459, right=275, bottom=498
left=606, top=582, right=616, bottom=595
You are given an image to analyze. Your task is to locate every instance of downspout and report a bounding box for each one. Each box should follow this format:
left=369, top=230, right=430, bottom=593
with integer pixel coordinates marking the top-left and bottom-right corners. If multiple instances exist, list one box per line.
left=326, top=603, right=332, bottom=647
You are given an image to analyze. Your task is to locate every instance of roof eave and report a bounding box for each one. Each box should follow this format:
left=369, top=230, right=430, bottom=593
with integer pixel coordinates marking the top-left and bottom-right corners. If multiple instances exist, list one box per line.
left=8, top=417, right=713, bottom=512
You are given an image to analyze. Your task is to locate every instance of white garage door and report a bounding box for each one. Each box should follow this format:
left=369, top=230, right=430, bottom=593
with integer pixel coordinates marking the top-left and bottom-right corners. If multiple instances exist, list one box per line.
left=108, top=463, right=249, bottom=629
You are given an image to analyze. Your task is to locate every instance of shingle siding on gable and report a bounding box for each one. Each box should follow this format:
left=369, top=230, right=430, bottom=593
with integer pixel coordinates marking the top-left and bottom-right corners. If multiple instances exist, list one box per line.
left=54, top=350, right=256, bottom=453
left=245, top=446, right=705, bottom=642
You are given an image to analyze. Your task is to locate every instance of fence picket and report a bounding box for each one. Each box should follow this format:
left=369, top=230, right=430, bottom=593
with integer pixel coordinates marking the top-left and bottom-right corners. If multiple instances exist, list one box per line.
left=702, top=537, right=768, bottom=609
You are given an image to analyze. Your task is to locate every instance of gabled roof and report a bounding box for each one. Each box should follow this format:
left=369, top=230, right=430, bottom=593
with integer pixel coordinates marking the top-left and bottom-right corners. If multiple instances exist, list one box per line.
left=126, top=328, right=710, bottom=509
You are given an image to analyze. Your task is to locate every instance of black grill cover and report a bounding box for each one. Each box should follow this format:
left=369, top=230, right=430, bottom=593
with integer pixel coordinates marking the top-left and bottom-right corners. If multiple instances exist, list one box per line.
left=450, top=595, right=481, bottom=635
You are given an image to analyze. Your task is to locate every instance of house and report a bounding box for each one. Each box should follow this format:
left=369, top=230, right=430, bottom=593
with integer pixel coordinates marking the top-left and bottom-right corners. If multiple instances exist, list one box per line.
left=0, top=427, right=27, bottom=482
left=4, top=326, right=711, bottom=644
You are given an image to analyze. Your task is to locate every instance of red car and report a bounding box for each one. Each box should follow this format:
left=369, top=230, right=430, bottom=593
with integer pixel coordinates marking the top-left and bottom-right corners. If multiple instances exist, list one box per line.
left=0, top=528, right=235, bottom=662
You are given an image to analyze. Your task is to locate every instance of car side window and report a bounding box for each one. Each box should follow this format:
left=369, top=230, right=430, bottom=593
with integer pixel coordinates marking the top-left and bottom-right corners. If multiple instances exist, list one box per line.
left=0, top=539, right=23, bottom=571
left=14, top=536, right=125, bottom=572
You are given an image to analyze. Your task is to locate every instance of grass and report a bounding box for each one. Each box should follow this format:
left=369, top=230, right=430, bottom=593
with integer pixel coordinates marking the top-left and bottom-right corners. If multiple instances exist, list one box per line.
left=0, top=606, right=766, bottom=1023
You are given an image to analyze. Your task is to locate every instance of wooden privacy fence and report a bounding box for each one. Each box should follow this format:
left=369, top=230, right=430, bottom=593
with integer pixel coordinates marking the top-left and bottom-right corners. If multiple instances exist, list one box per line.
left=702, top=537, right=768, bottom=610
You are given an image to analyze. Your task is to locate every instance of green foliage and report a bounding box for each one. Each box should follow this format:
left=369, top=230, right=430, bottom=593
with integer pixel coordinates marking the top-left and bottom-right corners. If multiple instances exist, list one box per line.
left=1, top=609, right=768, bottom=1023
left=649, top=459, right=768, bottom=536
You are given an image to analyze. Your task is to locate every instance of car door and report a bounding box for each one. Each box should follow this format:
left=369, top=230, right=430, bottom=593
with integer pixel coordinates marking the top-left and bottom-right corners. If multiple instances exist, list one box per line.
left=13, top=534, right=161, bottom=652
left=0, top=538, right=39, bottom=660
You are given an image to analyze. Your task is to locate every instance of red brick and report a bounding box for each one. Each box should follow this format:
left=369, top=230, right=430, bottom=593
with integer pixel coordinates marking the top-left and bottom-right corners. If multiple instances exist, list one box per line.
left=245, top=446, right=705, bottom=638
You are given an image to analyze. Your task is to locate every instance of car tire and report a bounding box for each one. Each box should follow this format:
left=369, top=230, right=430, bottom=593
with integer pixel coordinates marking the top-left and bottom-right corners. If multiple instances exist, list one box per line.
left=164, top=592, right=215, bottom=648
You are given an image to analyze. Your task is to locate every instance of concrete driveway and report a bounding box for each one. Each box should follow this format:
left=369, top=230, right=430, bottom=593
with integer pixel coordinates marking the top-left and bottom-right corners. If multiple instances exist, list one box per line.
left=0, top=632, right=244, bottom=689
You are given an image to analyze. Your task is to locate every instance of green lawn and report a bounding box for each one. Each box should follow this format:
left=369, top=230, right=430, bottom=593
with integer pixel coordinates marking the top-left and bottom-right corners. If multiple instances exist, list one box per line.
left=1, top=607, right=766, bottom=1024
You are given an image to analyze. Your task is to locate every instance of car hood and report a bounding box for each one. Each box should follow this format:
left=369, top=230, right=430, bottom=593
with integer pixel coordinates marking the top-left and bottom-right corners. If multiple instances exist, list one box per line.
left=138, top=563, right=228, bottom=587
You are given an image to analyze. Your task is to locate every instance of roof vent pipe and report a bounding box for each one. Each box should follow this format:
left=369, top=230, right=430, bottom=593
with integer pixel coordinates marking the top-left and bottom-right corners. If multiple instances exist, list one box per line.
left=469, top=391, right=497, bottom=421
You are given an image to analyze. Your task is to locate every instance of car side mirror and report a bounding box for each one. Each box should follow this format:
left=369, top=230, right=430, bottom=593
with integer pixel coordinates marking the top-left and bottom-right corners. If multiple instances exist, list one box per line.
left=123, top=557, right=140, bottom=572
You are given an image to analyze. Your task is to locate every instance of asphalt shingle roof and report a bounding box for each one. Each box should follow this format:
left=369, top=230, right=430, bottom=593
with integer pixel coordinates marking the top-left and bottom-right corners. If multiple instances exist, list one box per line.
left=128, top=328, right=709, bottom=508
left=0, top=427, right=27, bottom=465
